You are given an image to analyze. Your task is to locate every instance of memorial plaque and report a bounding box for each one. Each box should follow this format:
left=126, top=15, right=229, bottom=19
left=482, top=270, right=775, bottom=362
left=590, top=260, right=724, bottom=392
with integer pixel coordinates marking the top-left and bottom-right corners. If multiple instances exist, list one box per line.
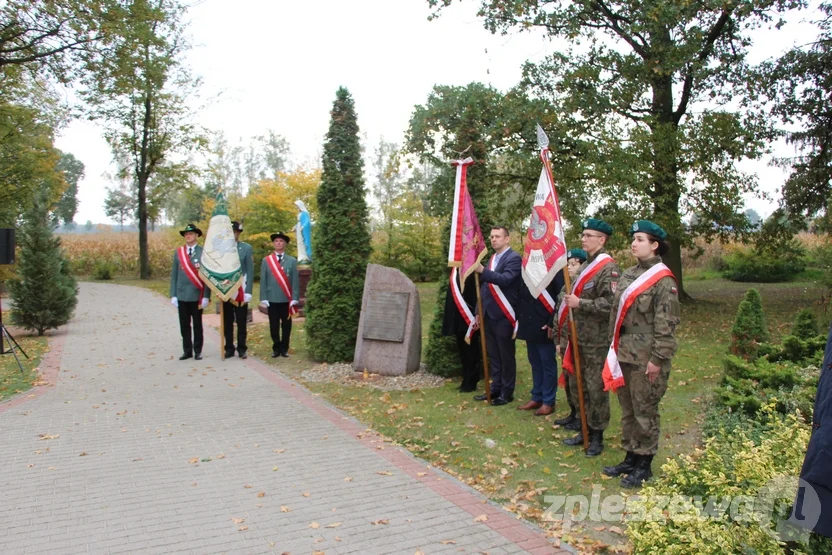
left=362, top=291, right=410, bottom=342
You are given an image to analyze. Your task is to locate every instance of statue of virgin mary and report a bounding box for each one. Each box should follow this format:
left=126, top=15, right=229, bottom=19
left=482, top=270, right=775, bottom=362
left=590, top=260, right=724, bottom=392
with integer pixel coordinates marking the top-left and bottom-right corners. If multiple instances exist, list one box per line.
left=294, top=200, right=312, bottom=263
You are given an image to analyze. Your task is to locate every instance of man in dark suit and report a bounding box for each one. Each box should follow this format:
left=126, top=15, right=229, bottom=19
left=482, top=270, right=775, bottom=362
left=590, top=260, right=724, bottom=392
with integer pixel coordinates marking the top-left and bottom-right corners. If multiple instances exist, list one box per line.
left=169, top=224, right=210, bottom=360
left=259, top=232, right=300, bottom=358
left=473, top=226, right=522, bottom=406
left=791, top=321, right=832, bottom=538
left=442, top=271, right=482, bottom=393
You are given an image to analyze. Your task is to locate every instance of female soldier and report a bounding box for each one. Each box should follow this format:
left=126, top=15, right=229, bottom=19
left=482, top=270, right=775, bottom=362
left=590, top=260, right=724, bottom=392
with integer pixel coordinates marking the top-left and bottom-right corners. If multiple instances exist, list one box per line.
left=554, top=248, right=587, bottom=430
left=601, top=220, right=680, bottom=488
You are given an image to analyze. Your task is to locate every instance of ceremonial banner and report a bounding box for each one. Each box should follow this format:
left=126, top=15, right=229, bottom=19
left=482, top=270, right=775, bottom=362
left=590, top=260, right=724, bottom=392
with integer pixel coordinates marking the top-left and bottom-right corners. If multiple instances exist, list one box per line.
left=447, top=157, right=486, bottom=342
left=199, top=192, right=243, bottom=302
left=521, top=125, right=568, bottom=299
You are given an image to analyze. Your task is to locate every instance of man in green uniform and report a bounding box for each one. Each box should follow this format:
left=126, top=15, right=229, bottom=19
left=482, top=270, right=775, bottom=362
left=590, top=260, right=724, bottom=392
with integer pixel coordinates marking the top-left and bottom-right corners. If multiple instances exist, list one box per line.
left=561, top=219, right=620, bottom=456
left=170, top=224, right=211, bottom=360
left=223, top=221, right=254, bottom=359
left=260, top=232, right=300, bottom=358
left=602, top=220, right=680, bottom=488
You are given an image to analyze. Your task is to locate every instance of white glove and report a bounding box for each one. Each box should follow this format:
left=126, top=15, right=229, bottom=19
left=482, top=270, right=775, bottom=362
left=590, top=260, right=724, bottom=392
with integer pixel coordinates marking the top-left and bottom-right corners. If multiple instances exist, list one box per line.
left=290, top=300, right=299, bottom=307
left=260, top=300, right=269, bottom=307
left=200, top=297, right=209, bottom=309
left=171, top=297, right=178, bottom=308
left=244, top=293, right=252, bottom=303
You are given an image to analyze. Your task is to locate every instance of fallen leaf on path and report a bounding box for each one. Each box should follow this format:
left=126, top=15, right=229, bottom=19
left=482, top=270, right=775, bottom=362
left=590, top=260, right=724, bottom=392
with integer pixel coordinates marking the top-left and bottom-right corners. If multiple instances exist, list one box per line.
left=344, top=477, right=353, bottom=482
left=440, top=540, right=456, bottom=544
left=243, top=484, right=252, bottom=489
left=303, top=492, right=311, bottom=497
left=38, top=434, right=59, bottom=440
left=473, top=514, right=488, bottom=522
left=272, top=466, right=279, bottom=471
left=371, top=519, right=389, bottom=525
left=416, top=472, right=427, bottom=477
left=237, top=525, right=248, bottom=531
left=308, top=522, right=320, bottom=529
left=281, top=506, right=291, bottom=512
left=376, top=471, right=393, bottom=476
left=257, top=492, right=265, bottom=498
left=188, top=458, right=199, bottom=464
left=231, top=517, right=245, bottom=524
left=609, top=526, right=625, bottom=535
left=79, top=452, right=88, bottom=457
left=325, top=522, right=341, bottom=528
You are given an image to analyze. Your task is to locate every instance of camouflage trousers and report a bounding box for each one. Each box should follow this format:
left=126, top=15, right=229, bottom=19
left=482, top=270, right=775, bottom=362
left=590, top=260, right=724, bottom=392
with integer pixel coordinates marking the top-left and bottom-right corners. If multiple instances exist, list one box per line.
left=616, top=361, right=670, bottom=455
left=567, top=350, right=610, bottom=431
left=561, top=371, right=577, bottom=413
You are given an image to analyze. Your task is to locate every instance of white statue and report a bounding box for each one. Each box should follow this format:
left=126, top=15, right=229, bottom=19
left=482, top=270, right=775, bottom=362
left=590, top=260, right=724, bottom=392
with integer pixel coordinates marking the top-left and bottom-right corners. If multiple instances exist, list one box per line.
left=295, top=200, right=312, bottom=263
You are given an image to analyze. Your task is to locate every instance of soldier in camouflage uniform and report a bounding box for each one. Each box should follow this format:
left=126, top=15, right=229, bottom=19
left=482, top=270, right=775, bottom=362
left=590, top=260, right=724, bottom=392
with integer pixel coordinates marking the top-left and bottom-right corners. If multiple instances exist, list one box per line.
left=562, top=219, right=620, bottom=457
left=602, top=220, right=680, bottom=488
left=554, top=248, right=587, bottom=431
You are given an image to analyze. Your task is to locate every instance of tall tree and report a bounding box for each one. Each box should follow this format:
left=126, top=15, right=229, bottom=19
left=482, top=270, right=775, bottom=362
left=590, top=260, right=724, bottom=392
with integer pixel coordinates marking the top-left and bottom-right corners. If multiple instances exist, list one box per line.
left=54, top=151, right=85, bottom=226
left=82, top=0, right=202, bottom=278
left=305, top=88, right=371, bottom=362
left=428, top=0, right=803, bottom=297
left=767, top=2, right=832, bottom=230
left=371, top=138, right=405, bottom=266
left=103, top=183, right=132, bottom=230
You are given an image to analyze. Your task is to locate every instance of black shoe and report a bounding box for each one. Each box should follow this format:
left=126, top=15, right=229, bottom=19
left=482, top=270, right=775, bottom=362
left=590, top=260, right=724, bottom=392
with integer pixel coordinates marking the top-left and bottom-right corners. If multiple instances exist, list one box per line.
left=554, top=411, right=577, bottom=426
left=563, top=432, right=584, bottom=446
left=491, top=395, right=513, bottom=406
left=458, top=384, right=476, bottom=393
left=621, top=455, right=654, bottom=489
left=271, top=352, right=280, bottom=358
left=225, top=351, right=236, bottom=359
left=603, top=451, right=638, bottom=477
left=586, top=430, right=604, bottom=457
left=564, top=419, right=581, bottom=431
left=194, top=353, right=202, bottom=360
left=239, top=352, right=248, bottom=360
left=179, top=353, right=192, bottom=360
left=280, top=350, right=289, bottom=358
left=474, top=392, right=498, bottom=402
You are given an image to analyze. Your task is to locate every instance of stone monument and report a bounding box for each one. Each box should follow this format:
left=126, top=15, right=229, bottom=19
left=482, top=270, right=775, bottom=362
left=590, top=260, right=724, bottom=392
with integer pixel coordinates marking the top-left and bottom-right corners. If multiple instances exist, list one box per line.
left=353, top=264, right=421, bottom=376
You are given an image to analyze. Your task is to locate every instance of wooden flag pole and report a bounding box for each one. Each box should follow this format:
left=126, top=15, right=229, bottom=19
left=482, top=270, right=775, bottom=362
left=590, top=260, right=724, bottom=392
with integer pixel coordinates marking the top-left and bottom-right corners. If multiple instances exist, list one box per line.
left=220, top=301, right=226, bottom=360
left=474, top=273, right=491, bottom=404
left=561, top=268, right=589, bottom=450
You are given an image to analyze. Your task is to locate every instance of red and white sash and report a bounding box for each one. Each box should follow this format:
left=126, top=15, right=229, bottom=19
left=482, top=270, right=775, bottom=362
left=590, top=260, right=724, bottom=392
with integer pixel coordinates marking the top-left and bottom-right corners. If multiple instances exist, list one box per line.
left=560, top=253, right=614, bottom=375
left=234, top=274, right=247, bottom=304
left=266, top=254, right=298, bottom=316
left=177, top=246, right=205, bottom=306
left=602, top=263, right=675, bottom=392
left=487, top=253, right=518, bottom=338
left=538, top=289, right=555, bottom=314
left=449, top=267, right=477, bottom=342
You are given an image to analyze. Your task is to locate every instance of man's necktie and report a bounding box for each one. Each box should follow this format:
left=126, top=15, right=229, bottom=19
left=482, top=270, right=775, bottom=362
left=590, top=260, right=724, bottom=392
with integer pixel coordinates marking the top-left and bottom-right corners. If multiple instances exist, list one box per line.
left=278, top=254, right=283, bottom=264
left=188, top=247, right=193, bottom=257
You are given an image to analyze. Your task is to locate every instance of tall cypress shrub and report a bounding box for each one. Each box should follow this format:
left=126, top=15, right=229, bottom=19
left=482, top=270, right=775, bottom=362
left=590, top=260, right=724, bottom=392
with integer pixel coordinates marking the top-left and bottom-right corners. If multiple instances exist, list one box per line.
left=9, top=193, right=78, bottom=336
left=305, top=87, right=371, bottom=362
left=730, top=288, right=769, bottom=359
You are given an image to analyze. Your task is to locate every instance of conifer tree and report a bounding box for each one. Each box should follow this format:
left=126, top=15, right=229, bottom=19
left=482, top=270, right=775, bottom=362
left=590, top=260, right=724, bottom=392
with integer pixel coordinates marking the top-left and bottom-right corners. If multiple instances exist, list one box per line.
left=730, top=288, right=769, bottom=359
left=9, top=193, right=78, bottom=336
left=305, top=88, right=371, bottom=362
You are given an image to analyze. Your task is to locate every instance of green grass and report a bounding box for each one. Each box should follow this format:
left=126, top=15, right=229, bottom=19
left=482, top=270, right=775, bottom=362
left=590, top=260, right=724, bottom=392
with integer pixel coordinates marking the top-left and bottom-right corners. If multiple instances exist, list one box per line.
left=100, top=276, right=827, bottom=552
left=0, top=310, right=50, bottom=402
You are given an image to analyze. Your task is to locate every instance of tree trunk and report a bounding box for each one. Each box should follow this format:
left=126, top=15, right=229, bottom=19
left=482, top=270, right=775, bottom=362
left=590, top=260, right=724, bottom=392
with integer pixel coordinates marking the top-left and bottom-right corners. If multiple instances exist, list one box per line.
left=139, top=175, right=149, bottom=279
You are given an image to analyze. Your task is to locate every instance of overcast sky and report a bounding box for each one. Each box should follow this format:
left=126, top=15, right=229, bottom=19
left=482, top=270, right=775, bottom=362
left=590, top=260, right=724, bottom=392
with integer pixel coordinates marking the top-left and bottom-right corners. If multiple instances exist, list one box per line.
left=55, top=0, right=820, bottom=225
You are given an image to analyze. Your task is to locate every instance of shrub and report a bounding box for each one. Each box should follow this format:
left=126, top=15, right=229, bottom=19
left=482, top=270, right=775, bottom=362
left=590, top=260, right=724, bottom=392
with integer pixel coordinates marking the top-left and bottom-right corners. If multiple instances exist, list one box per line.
left=730, top=288, right=769, bottom=359
left=791, top=309, right=820, bottom=340
left=723, top=246, right=806, bottom=283
left=93, top=260, right=116, bottom=280
left=627, top=405, right=814, bottom=554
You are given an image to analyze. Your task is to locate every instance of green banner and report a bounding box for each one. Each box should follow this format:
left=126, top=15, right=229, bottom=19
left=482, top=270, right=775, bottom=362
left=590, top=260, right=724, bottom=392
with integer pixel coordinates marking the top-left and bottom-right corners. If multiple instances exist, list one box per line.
left=199, top=192, right=243, bottom=302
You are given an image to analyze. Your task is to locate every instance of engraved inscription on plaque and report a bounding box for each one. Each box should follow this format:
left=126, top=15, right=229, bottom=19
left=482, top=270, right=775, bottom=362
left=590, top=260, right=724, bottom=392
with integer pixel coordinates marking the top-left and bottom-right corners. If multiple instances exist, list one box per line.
left=362, top=291, right=410, bottom=342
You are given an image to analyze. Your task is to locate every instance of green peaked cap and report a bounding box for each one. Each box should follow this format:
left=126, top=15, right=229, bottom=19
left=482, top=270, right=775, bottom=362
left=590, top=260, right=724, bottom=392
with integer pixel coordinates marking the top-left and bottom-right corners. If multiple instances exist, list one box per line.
left=568, top=248, right=588, bottom=261
left=582, top=218, right=613, bottom=235
left=630, top=220, right=667, bottom=240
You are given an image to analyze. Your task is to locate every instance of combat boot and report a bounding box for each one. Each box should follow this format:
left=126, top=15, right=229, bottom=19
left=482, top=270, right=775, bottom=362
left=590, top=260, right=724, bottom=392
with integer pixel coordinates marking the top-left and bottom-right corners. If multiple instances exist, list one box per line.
left=554, top=409, right=576, bottom=426
left=602, top=451, right=637, bottom=477
left=562, top=432, right=583, bottom=446
left=586, top=429, right=604, bottom=457
left=621, top=455, right=654, bottom=489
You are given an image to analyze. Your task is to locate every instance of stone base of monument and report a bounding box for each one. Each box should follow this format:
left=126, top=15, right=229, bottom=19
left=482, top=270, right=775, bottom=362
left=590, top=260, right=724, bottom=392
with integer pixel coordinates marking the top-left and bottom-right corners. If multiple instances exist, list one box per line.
left=352, top=264, right=421, bottom=377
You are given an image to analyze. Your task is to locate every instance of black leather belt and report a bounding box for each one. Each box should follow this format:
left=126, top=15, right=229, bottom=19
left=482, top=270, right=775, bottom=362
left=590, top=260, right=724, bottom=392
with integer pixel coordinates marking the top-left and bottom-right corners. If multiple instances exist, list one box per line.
left=621, top=325, right=653, bottom=334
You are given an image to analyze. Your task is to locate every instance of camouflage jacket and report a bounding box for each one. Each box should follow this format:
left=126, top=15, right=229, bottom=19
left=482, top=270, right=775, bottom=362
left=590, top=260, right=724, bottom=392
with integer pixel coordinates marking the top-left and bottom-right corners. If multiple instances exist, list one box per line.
left=610, top=256, right=680, bottom=367
left=574, top=249, right=620, bottom=349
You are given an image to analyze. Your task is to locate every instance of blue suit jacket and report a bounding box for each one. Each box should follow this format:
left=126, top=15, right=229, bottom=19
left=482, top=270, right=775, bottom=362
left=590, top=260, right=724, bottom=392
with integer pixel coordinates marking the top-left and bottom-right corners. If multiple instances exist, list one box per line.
left=479, top=248, right=522, bottom=321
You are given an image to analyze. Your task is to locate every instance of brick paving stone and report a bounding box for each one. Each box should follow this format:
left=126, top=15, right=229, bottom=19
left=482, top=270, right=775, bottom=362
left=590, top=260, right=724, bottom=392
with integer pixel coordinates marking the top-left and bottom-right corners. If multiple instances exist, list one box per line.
left=0, top=283, right=571, bottom=555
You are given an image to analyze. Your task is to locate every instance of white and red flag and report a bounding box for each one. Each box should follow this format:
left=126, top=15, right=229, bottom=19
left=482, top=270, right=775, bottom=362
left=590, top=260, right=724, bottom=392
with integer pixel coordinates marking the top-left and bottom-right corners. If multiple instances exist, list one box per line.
left=522, top=124, right=568, bottom=301
left=447, top=157, right=487, bottom=342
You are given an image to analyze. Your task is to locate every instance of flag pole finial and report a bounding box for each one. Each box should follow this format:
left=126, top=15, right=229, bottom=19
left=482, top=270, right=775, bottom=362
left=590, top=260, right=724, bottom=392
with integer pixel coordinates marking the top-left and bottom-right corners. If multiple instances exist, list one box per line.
left=536, top=123, right=549, bottom=150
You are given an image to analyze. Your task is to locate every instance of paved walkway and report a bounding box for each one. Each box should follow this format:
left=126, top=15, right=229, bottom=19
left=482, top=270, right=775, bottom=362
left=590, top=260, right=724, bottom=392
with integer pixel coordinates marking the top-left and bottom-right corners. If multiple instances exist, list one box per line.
left=0, top=283, right=569, bottom=555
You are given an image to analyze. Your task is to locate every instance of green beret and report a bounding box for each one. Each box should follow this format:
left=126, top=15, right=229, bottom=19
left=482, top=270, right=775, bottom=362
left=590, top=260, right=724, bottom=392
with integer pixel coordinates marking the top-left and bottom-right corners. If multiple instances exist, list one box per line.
left=582, top=218, right=613, bottom=236
left=568, top=248, right=587, bottom=262
left=630, top=220, right=667, bottom=240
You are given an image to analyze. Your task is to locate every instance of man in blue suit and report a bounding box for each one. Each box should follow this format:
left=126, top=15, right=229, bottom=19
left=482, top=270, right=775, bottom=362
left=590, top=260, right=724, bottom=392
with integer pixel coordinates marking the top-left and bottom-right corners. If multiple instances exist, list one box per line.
left=473, top=226, right=522, bottom=406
